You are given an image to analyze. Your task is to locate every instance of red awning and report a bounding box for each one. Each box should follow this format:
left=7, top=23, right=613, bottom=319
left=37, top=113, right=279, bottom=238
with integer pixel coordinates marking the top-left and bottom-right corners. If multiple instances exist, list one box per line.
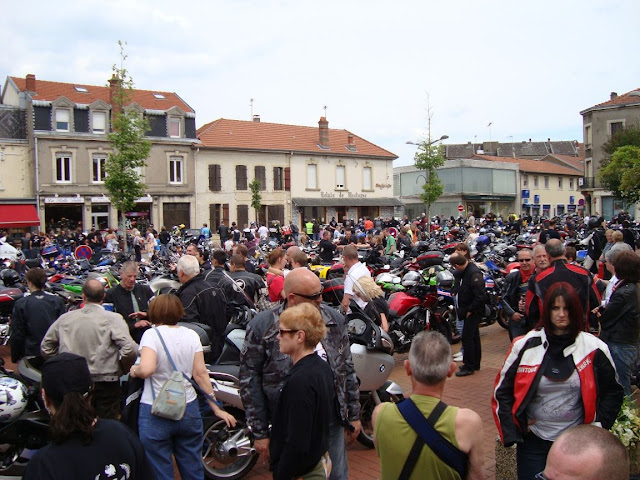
left=0, top=204, right=40, bottom=227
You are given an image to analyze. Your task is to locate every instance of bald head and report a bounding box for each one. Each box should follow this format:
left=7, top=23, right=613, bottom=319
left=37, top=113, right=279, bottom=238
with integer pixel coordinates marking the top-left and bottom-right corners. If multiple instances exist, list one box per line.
left=545, top=238, right=565, bottom=260
left=82, top=279, right=105, bottom=304
left=284, top=268, right=323, bottom=307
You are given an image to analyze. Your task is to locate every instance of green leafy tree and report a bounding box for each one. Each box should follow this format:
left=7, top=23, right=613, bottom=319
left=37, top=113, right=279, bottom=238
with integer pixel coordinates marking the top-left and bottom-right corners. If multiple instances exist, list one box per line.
left=600, top=145, right=640, bottom=203
left=250, top=178, right=262, bottom=224
left=414, top=142, right=446, bottom=232
left=104, top=41, right=151, bottom=251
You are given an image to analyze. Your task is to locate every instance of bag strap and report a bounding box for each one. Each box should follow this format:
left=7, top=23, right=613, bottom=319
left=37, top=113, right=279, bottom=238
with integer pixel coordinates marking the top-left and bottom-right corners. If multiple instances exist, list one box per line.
left=150, top=328, right=180, bottom=401
left=221, top=269, right=255, bottom=307
left=397, top=399, right=468, bottom=480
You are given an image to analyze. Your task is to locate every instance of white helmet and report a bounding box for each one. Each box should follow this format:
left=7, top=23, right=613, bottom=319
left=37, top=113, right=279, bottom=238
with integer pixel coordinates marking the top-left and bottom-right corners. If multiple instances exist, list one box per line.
left=0, top=376, right=28, bottom=422
left=401, top=271, right=421, bottom=287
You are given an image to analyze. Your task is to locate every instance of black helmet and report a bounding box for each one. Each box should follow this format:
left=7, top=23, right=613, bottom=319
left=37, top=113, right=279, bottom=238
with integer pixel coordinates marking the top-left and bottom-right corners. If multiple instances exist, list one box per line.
left=587, top=217, right=600, bottom=230
left=0, top=269, right=20, bottom=287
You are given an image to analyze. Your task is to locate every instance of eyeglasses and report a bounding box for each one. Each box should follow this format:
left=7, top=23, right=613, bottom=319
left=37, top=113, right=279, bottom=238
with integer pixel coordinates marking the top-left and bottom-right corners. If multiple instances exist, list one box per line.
left=534, top=472, right=549, bottom=480
left=278, top=328, right=299, bottom=336
left=291, top=290, right=323, bottom=301
left=519, top=258, right=532, bottom=262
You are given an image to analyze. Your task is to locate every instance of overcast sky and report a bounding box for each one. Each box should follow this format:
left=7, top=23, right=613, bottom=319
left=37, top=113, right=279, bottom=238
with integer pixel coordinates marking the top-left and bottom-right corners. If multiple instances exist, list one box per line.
left=2, top=0, right=638, bottom=166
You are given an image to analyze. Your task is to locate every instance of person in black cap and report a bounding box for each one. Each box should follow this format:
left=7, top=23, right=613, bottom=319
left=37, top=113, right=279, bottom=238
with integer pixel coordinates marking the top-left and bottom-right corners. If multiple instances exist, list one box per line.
left=23, top=352, right=155, bottom=480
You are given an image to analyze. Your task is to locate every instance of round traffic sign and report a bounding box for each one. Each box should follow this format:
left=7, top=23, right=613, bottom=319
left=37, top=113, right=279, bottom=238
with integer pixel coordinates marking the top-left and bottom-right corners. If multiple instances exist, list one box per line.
left=457, top=204, right=464, bottom=212
left=74, top=245, right=93, bottom=259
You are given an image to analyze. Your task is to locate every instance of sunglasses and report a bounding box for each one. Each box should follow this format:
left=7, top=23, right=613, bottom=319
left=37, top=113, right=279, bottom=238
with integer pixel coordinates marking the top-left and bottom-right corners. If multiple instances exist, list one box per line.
left=278, top=328, right=299, bottom=336
left=292, top=290, right=323, bottom=301
left=519, top=258, right=532, bottom=262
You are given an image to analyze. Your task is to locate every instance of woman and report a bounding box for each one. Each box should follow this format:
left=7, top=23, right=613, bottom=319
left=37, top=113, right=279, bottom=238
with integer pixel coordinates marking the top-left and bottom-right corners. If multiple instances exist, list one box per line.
left=104, top=228, right=118, bottom=252
left=270, top=303, right=334, bottom=480
left=266, top=249, right=287, bottom=302
left=24, top=352, right=155, bottom=479
left=493, top=283, right=623, bottom=480
left=454, top=242, right=472, bottom=260
left=355, top=276, right=390, bottom=332
left=595, top=249, right=640, bottom=396
left=130, top=294, right=235, bottom=480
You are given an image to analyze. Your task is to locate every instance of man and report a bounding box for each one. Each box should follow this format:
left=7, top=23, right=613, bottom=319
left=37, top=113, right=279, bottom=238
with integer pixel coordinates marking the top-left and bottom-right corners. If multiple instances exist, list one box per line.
left=217, top=220, right=229, bottom=243
left=186, top=243, right=212, bottom=271
left=501, top=249, right=535, bottom=340
left=337, top=229, right=355, bottom=249
left=383, top=228, right=396, bottom=256
left=205, top=249, right=248, bottom=317
left=201, top=222, right=211, bottom=239
left=176, top=255, right=229, bottom=360
left=240, top=268, right=361, bottom=480
left=541, top=425, right=628, bottom=480
left=158, top=226, right=171, bottom=257
left=233, top=243, right=256, bottom=273
left=318, top=230, right=337, bottom=264
left=290, top=250, right=308, bottom=269
left=104, top=261, right=154, bottom=344
left=305, top=219, right=314, bottom=239
left=449, top=253, right=486, bottom=376
left=621, top=220, right=636, bottom=251
left=229, top=253, right=265, bottom=303
left=526, top=239, right=600, bottom=330
left=284, top=245, right=302, bottom=276
left=258, top=222, right=269, bottom=242
left=582, top=216, right=606, bottom=274
left=373, top=331, right=484, bottom=480
left=537, top=219, right=561, bottom=245
left=363, top=217, right=374, bottom=234
left=532, top=244, right=549, bottom=273
left=340, top=245, right=371, bottom=313
left=10, top=268, right=66, bottom=367
left=41, top=279, right=137, bottom=419
left=397, top=228, right=412, bottom=252
left=289, top=220, right=299, bottom=245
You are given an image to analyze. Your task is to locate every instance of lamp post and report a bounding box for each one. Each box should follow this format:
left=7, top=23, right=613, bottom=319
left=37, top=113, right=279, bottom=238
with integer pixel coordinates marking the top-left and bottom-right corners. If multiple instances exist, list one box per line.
left=406, top=135, right=449, bottom=233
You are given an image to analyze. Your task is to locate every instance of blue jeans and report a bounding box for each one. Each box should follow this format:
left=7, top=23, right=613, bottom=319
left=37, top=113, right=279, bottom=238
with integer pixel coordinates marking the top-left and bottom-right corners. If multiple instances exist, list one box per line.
left=138, top=400, right=203, bottom=480
left=607, top=341, right=637, bottom=396
left=517, top=431, right=553, bottom=480
left=328, top=412, right=347, bottom=480
left=159, top=243, right=169, bottom=257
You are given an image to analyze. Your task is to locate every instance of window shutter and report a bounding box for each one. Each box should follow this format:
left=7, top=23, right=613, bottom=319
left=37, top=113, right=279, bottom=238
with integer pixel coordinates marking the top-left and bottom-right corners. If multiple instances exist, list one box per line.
left=273, top=167, right=278, bottom=190
left=223, top=203, right=229, bottom=225
left=237, top=204, right=249, bottom=229
left=209, top=165, right=215, bottom=191
left=255, top=166, right=266, bottom=191
left=236, top=165, right=247, bottom=190
left=284, top=167, right=290, bottom=191
left=209, top=204, right=217, bottom=228
left=215, top=165, right=222, bottom=191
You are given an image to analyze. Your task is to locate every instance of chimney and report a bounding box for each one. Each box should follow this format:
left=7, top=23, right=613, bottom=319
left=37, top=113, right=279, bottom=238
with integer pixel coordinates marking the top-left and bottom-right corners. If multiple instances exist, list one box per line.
left=347, top=134, right=354, bottom=145
left=318, top=117, right=329, bottom=147
left=253, top=115, right=260, bottom=123
left=25, top=74, right=36, bottom=92
left=109, top=74, right=121, bottom=112
left=611, top=92, right=618, bottom=100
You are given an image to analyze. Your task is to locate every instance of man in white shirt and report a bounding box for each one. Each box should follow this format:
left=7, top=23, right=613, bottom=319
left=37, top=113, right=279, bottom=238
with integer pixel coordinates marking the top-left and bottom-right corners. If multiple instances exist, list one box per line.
left=341, top=245, right=371, bottom=313
left=258, top=223, right=269, bottom=242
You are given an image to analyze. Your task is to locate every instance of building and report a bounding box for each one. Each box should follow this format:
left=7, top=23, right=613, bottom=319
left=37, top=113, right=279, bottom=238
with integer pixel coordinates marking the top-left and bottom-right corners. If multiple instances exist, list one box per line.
left=1, top=74, right=197, bottom=232
left=445, top=139, right=582, bottom=160
left=580, top=88, right=640, bottom=219
left=196, top=117, right=399, bottom=229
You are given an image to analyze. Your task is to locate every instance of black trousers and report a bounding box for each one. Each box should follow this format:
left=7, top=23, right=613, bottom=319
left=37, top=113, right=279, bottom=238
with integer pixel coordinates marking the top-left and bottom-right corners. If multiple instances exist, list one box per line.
left=462, top=313, right=481, bottom=370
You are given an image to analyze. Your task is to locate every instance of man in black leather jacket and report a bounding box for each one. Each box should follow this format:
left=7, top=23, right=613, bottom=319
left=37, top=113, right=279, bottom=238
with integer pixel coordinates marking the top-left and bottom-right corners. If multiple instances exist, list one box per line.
left=501, top=249, right=535, bottom=340
left=450, top=253, right=486, bottom=376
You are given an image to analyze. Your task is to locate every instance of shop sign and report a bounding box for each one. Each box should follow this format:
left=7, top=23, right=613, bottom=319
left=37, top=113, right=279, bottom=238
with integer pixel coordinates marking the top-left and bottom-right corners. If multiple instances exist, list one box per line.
left=91, top=196, right=111, bottom=203
left=136, top=195, right=153, bottom=203
left=44, top=197, right=84, bottom=204
left=567, top=205, right=577, bottom=212
left=534, top=195, right=540, bottom=204
left=320, top=191, right=367, bottom=199
left=569, top=196, right=575, bottom=205
left=522, top=189, right=530, bottom=198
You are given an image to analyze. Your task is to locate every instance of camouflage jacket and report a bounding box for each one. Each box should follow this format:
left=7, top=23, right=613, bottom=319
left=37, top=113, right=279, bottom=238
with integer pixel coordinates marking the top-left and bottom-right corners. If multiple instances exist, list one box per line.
left=239, top=303, right=360, bottom=439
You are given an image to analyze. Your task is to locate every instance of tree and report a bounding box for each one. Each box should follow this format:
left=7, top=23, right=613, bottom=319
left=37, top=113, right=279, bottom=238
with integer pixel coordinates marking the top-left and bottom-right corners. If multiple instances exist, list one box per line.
left=250, top=178, right=262, bottom=224
left=599, top=145, right=640, bottom=203
left=104, top=41, right=151, bottom=251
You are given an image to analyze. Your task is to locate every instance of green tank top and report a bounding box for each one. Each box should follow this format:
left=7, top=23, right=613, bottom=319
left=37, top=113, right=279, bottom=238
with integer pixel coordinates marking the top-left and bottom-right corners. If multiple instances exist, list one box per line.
left=374, top=395, right=462, bottom=480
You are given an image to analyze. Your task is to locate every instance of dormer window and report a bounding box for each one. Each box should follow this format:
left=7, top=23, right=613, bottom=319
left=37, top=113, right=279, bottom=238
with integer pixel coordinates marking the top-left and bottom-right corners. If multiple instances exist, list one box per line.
left=74, top=86, right=89, bottom=93
left=153, top=93, right=166, bottom=99
left=92, top=111, right=106, bottom=134
left=55, top=109, right=70, bottom=131
left=169, top=117, right=181, bottom=138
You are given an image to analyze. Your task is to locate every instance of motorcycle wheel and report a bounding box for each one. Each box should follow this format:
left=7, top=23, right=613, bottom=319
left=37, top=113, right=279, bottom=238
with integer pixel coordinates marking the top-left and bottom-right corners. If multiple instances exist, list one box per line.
left=435, top=307, right=460, bottom=345
left=202, top=417, right=258, bottom=480
left=357, top=390, right=404, bottom=448
left=496, top=309, right=509, bottom=330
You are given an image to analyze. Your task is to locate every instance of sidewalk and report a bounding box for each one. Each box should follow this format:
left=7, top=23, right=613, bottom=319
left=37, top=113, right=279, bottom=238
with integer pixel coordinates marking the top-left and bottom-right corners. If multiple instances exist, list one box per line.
left=244, top=321, right=512, bottom=479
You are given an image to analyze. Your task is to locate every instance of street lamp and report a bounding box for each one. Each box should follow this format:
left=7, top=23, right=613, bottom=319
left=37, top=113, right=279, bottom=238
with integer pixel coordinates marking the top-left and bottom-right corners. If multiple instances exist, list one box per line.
left=406, top=134, right=449, bottom=147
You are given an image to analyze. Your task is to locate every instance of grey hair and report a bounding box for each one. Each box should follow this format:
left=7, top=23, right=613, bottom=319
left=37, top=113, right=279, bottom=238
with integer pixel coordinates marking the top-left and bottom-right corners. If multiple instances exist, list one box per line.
left=544, top=239, right=564, bottom=259
left=120, top=260, right=139, bottom=274
left=177, top=255, right=200, bottom=277
left=408, top=331, right=451, bottom=385
left=532, top=244, right=546, bottom=256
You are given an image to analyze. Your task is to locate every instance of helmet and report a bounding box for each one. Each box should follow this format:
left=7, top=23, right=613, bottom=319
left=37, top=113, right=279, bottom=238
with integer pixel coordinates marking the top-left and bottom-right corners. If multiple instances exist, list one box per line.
left=0, top=269, right=20, bottom=287
left=588, top=217, right=601, bottom=230
left=0, top=376, right=28, bottom=422
left=476, top=235, right=490, bottom=249
left=401, top=271, right=421, bottom=287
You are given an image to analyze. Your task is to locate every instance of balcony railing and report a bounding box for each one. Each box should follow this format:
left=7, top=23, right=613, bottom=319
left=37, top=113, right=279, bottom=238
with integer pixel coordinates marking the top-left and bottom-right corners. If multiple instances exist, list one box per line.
left=579, top=177, right=603, bottom=189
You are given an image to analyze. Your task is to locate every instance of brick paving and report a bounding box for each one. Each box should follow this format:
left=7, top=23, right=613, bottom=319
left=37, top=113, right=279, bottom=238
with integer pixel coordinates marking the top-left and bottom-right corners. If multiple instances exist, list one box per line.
left=0, top=321, right=512, bottom=480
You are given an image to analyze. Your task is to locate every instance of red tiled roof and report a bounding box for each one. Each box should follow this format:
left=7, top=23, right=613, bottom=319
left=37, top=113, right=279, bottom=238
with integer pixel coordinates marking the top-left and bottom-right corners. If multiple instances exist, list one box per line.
left=548, top=154, right=584, bottom=171
left=473, top=154, right=581, bottom=175
left=197, top=118, right=397, bottom=159
left=9, top=76, right=194, bottom=113
left=581, top=88, right=640, bottom=113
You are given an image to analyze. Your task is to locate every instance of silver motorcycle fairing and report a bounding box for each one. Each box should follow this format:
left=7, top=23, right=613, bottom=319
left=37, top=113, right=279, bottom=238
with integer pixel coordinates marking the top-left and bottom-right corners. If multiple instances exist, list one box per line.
left=350, top=343, right=394, bottom=392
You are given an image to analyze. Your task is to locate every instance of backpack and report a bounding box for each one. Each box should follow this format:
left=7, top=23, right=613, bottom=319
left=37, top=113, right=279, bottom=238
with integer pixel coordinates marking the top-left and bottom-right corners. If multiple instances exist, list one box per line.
left=255, top=274, right=282, bottom=311
left=150, top=329, right=187, bottom=421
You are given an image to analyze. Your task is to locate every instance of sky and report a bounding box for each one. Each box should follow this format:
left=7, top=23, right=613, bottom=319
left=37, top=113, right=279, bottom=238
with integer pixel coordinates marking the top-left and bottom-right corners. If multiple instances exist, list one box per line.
left=2, top=0, right=638, bottom=166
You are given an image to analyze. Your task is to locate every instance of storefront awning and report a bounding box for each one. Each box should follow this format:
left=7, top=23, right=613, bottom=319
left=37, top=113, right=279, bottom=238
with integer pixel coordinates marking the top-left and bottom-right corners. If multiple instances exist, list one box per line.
left=0, top=204, right=40, bottom=228
left=292, top=197, right=403, bottom=207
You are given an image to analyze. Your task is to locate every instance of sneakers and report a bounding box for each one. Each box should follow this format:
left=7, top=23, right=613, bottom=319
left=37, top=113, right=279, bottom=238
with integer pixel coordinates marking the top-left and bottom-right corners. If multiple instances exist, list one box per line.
left=452, top=352, right=463, bottom=362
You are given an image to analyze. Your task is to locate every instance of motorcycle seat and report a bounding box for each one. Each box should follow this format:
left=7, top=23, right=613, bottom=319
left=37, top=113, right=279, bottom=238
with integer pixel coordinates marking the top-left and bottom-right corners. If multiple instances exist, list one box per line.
left=208, top=364, right=240, bottom=383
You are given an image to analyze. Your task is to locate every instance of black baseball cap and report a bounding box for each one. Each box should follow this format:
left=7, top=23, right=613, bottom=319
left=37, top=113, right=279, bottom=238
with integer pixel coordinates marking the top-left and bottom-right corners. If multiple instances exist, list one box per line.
left=41, top=353, right=92, bottom=404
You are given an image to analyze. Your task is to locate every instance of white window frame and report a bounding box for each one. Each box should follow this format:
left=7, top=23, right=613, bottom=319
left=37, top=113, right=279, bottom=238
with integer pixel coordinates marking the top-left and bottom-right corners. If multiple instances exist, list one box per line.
left=544, top=176, right=549, bottom=189
left=533, top=175, right=539, bottom=188
left=607, top=119, right=626, bottom=136
left=55, top=109, right=70, bottom=132
left=169, top=156, right=184, bottom=184
left=336, top=165, right=346, bottom=189
left=92, top=111, right=107, bottom=134
left=558, top=177, right=563, bottom=189
left=584, top=123, right=592, bottom=149
left=363, top=166, right=372, bottom=191
left=55, top=153, right=72, bottom=183
left=168, top=117, right=181, bottom=138
left=92, top=154, right=107, bottom=183
left=307, top=163, right=317, bottom=190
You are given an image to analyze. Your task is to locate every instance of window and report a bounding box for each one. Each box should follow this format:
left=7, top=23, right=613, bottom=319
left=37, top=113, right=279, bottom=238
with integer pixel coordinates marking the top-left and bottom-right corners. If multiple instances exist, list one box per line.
left=610, top=121, right=624, bottom=136
left=237, top=205, right=249, bottom=229
left=585, top=125, right=592, bottom=148
left=74, top=86, right=89, bottom=93
left=209, top=164, right=221, bottom=191
left=522, top=174, right=529, bottom=187
left=169, top=117, right=181, bottom=138
left=55, top=109, right=70, bottom=131
left=274, top=167, right=284, bottom=190
left=363, top=166, right=372, bottom=190
left=169, top=156, right=183, bottom=184
left=255, top=166, right=266, bottom=191
left=569, top=178, right=574, bottom=189
left=558, top=177, right=563, bottom=189
left=56, top=154, right=71, bottom=183
left=307, top=164, right=317, bottom=189
left=336, top=165, right=345, bottom=189
left=533, top=175, right=539, bottom=188
left=153, top=93, right=166, bottom=99
left=544, top=176, right=549, bottom=189
left=92, top=155, right=107, bottom=183
left=236, top=165, right=247, bottom=190
left=92, top=111, right=106, bottom=134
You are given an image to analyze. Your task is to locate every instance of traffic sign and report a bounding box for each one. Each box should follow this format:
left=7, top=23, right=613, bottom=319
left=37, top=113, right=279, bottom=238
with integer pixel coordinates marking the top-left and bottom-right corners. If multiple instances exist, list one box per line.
left=457, top=204, right=464, bottom=212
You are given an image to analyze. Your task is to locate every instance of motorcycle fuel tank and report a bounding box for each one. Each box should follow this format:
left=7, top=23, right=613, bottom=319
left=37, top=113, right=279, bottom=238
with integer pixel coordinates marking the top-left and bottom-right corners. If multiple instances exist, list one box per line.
left=388, top=292, right=421, bottom=316
left=350, top=344, right=394, bottom=392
